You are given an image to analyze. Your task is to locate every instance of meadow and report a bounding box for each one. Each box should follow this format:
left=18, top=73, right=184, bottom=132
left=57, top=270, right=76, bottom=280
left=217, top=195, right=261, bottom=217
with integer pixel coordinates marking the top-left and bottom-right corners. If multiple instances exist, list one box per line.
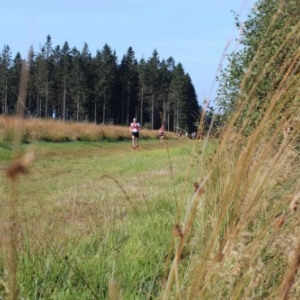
left=0, top=119, right=202, bottom=299
left=3, top=1, right=300, bottom=298
left=1, top=113, right=300, bottom=299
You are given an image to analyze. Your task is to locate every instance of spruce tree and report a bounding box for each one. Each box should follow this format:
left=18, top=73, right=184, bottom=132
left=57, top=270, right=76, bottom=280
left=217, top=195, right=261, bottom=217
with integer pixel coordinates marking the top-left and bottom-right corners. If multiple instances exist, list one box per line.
left=0, top=45, right=12, bottom=115
left=119, top=47, right=139, bottom=125
left=145, top=49, right=160, bottom=129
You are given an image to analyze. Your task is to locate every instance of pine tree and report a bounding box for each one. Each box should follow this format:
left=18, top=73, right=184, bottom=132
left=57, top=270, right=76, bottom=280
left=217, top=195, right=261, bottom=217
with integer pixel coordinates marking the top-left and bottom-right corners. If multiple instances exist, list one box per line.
left=10, top=52, right=23, bottom=114
left=145, top=49, right=160, bottom=129
left=184, top=73, right=200, bottom=133
left=168, top=63, right=187, bottom=132
left=27, top=46, right=36, bottom=116
left=60, top=42, right=72, bottom=120
left=119, top=47, right=139, bottom=125
left=93, top=44, right=118, bottom=124
left=157, top=58, right=173, bottom=129
left=0, top=45, right=12, bottom=114
left=33, top=36, right=53, bottom=118
left=137, top=58, right=147, bottom=126
left=34, top=47, right=47, bottom=117
left=44, top=35, right=52, bottom=118
left=69, top=44, right=91, bottom=121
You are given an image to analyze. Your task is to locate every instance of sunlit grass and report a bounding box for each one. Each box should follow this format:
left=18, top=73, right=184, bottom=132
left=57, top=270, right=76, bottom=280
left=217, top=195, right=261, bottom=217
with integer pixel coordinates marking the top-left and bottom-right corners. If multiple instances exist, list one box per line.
left=0, top=137, right=201, bottom=299
left=2, top=3, right=300, bottom=298
left=1, top=112, right=299, bottom=299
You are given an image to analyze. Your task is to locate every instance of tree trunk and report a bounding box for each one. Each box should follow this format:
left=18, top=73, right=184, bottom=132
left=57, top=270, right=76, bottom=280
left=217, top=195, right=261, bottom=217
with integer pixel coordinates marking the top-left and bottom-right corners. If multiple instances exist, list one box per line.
left=1, top=84, right=4, bottom=115
left=76, top=91, right=79, bottom=122
left=102, top=95, right=106, bottom=124
left=77, top=102, right=79, bottom=122
left=151, top=94, right=154, bottom=129
left=76, top=79, right=80, bottom=122
left=36, top=94, right=39, bottom=117
left=4, top=78, right=7, bottom=115
left=121, top=89, right=124, bottom=124
left=45, top=82, right=48, bottom=117
left=94, top=99, right=97, bottom=124
left=63, top=78, right=66, bottom=121
left=28, top=81, right=32, bottom=116
left=176, top=107, right=179, bottom=132
left=173, top=111, right=176, bottom=132
left=140, top=84, right=143, bottom=125
left=40, top=95, right=42, bottom=117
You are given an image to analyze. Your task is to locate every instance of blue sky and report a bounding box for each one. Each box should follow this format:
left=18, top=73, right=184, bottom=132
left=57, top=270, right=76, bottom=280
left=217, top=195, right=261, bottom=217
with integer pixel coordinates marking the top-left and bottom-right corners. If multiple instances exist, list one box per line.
left=1, top=0, right=256, bottom=107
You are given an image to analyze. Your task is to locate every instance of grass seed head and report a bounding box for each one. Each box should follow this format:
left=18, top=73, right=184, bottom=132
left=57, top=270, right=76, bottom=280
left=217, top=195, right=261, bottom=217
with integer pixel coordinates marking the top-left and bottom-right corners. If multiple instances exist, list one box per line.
left=275, top=216, right=285, bottom=229
left=289, top=200, right=298, bottom=212
left=173, top=224, right=183, bottom=238
left=5, top=149, right=34, bottom=180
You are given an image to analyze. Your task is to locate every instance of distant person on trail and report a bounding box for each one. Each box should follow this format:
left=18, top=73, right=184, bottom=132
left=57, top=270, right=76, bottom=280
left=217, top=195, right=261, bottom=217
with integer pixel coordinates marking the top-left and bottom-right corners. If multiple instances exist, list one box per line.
left=158, top=126, right=164, bottom=143
left=130, top=118, right=141, bottom=149
left=178, top=130, right=182, bottom=138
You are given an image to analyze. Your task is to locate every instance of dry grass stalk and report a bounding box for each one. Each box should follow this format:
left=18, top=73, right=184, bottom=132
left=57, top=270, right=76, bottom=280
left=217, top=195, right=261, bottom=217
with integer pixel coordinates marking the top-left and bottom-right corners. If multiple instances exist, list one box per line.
left=0, top=116, right=177, bottom=143
left=281, top=240, right=300, bottom=300
left=162, top=173, right=211, bottom=299
left=5, top=60, right=30, bottom=300
left=160, top=2, right=300, bottom=299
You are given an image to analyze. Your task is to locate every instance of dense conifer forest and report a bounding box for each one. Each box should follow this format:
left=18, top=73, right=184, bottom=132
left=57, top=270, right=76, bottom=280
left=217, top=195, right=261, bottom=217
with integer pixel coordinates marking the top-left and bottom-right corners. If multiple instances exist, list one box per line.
left=0, top=35, right=203, bottom=133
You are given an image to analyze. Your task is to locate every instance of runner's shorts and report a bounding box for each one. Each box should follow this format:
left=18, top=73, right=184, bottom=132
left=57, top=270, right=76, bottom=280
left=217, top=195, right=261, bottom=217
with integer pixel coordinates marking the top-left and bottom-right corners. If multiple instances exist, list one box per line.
left=132, top=131, right=139, bottom=138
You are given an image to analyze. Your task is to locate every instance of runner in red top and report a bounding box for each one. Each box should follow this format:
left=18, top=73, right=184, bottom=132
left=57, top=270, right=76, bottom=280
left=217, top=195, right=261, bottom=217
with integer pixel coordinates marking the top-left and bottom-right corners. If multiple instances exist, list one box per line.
left=130, top=118, right=141, bottom=149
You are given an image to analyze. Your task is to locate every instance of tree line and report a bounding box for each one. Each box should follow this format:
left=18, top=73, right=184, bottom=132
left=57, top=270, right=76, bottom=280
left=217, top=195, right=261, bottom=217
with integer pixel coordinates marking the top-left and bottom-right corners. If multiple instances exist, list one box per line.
left=0, top=35, right=202, bottom=133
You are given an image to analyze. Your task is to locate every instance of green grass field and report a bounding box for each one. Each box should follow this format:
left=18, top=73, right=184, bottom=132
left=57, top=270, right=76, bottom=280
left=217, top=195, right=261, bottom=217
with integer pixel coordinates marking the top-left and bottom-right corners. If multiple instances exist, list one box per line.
left=1, top=128, right=300, bottom=299
left=0, top=138, right=206, bottom=299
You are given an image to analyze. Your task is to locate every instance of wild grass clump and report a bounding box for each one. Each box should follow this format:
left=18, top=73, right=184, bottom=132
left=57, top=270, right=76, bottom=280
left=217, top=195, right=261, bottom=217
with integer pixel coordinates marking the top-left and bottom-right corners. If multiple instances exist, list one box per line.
left=160, top=4, right=300, bottom=299
left=160, top=107, right=300, bottom=298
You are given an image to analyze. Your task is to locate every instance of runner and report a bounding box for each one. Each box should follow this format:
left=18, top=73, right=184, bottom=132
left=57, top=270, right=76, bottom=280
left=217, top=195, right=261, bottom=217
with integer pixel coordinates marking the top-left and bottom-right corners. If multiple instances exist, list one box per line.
left=130, top=118, right=141, bottom=149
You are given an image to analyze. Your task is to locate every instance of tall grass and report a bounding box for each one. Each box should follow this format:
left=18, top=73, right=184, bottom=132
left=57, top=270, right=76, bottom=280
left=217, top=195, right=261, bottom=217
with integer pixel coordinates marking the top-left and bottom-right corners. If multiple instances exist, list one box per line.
left=0, top=116, right=176, bottom=144
left=2, top=5, right=300, bottom=300
left=160, top=5, right=300, bottom=300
